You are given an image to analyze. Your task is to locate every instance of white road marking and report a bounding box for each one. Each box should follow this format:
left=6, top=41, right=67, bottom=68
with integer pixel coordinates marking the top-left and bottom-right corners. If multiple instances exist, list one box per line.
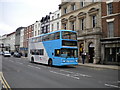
left=50, top=70, right=80, bottom=80
left=28, top=65, right=35, bottom=68
left=34, top=66, right=41, bottom=69
left=60, top=70, right=91, bottom=77
left=77, top=73, right=91, bottom=77
left=28, top=65, right=41, bottom=69
left=105, top=84, right=120, bottom=88
left=16, top=62, right=23, bottom=65
left=60, top=70, right=74, bottom=73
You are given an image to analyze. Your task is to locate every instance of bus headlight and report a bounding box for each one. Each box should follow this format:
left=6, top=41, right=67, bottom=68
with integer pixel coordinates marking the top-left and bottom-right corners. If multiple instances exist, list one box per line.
left=62, top=60, right=66, bottom=63
left=76, top=60, right=78, bottom=62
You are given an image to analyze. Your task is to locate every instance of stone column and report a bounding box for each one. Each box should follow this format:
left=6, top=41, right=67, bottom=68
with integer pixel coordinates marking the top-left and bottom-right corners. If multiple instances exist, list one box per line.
left=94, top=35, right=101, bottom=64
left=68, top=21, right=70, bottom=30
left=101, top=43, right=105, bottom=64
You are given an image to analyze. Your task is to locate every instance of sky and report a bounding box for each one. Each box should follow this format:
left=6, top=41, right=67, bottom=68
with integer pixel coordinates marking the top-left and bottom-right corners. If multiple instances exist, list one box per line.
left=0, top=0, right=61, bottom=36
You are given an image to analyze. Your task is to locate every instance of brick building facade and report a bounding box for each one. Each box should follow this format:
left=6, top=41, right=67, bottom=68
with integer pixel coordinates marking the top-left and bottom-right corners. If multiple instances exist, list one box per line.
left=23, top=24, right=34, bottom=54
left=101, top=1, right=120, bottom=65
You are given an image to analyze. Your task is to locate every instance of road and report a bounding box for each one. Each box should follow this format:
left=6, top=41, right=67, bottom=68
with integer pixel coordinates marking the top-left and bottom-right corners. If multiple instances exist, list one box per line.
left=1, top=56, right=119, bottom=88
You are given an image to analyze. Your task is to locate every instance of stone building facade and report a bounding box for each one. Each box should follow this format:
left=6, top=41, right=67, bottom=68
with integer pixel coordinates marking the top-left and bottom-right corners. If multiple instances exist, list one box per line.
left=60, top=1, right=102, bottom=63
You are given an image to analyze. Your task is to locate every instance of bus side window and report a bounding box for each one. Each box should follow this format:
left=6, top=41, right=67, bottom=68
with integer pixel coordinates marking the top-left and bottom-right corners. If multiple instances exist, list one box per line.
left=46, top=35, right=50, bottom=41
left=38, top=37, right=41, bottom=42
left=55, top=49, right=60, bottom=57
left=39, top=49, right=44, bottom=55
left=50, top=33, right=55, bottom=40
left=30, top=50, right=32, bottom=54
left=42, top=36, right=45, bottom=41
left=55, top=32, right=60, bottom=40
left=36, top=50, right=39, bottom=55
left=30, top=50, right=35, bottom=55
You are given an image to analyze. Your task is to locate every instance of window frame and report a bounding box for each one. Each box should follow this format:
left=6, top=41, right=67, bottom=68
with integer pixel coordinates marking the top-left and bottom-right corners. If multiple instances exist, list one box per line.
left=92, top=15, right=97, bottom=28
left=108, top=22, right=114, bottom=37
left=107, top=3, right=113, bottom=15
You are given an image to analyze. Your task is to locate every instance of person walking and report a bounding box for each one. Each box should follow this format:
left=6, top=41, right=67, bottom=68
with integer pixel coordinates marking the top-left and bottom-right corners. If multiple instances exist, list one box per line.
left=82, top=52, right=86, bottom=64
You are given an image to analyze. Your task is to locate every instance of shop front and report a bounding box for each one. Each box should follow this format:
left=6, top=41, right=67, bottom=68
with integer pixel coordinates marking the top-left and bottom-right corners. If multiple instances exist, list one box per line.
left=101, top=38, right=120, bottom=65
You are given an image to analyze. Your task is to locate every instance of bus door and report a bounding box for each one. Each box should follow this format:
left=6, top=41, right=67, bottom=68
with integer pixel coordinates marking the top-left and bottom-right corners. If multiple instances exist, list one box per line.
left=53, top=49, right=61, bottom=65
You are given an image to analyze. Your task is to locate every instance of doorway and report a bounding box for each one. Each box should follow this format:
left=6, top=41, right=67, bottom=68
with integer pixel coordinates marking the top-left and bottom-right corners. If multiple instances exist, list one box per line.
left=88, top=43, right=94, bottom=63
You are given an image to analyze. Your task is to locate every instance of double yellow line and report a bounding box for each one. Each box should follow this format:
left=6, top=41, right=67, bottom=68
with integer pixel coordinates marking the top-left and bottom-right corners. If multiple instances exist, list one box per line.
left=0, top=72, right=11, bottom=90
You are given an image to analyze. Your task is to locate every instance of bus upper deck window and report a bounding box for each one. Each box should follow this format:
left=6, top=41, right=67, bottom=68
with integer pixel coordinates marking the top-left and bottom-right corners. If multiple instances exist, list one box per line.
left=55, top=32, right=60, bottom=40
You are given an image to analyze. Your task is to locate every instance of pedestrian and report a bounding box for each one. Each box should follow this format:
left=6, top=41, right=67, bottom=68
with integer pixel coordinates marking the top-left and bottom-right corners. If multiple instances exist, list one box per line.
left=25, top=53, right=27, bottom=57
left=82, top=52, right=86, bottom=64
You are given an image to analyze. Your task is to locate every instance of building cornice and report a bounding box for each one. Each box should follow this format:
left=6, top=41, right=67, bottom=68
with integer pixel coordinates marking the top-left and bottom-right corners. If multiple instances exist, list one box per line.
left=61, top=2, right=101, bottom=18
left=59, top=2, right=69, bottom=6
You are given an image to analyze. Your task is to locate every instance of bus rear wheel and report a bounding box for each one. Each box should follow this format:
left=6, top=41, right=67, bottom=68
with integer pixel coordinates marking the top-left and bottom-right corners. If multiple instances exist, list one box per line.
left=31, top=57, right=34, bottom=63
left=48, top=59, right=52, bottom=66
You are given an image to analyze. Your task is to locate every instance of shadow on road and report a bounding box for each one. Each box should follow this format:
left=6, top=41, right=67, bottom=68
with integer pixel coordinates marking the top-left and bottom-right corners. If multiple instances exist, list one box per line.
left=30, top=62, right=77, bottom=69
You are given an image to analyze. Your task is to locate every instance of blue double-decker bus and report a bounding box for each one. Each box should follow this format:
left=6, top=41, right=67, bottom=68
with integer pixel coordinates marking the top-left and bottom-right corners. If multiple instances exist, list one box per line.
left=28, top=30, right=78, bottom=66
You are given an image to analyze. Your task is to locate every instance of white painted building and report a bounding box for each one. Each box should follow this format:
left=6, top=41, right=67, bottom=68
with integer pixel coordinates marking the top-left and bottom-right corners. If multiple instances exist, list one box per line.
left=50, top=9, right=61, bottom=32
left=0, top=33, right=15, bottom=52
left=6, top=32, right=16, bottom=52
left=33, top=21, right=41, bottom=37
left=20, top=28, right=24, bottom=51
left=1, top=34, right=8, bottom=51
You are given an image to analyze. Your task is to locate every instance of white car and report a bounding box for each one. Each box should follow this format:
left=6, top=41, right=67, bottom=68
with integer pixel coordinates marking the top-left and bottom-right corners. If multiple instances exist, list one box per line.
left=3, top=51, right=11, bottom=57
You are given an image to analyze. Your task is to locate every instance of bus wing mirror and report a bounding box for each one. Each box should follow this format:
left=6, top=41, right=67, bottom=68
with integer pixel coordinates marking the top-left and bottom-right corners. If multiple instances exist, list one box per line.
left=52, top=53, right=54, bottom=55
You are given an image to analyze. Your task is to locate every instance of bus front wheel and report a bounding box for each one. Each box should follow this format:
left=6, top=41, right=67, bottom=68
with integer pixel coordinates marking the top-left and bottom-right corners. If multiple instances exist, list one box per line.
left=31, top=57, right=34, bottom=63
left=48, top=59, right=52, bottom=66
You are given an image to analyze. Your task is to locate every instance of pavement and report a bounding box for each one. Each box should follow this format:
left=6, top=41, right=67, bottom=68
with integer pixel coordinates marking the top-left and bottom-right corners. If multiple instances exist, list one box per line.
left=78, top=63, right=120, bottom=70
left=22, top=57, right=120, bottom=70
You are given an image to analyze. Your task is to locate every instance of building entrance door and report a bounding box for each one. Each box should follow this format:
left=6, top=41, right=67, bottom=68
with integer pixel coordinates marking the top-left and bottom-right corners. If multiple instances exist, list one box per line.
left=88, top=43, right=94, bottom=63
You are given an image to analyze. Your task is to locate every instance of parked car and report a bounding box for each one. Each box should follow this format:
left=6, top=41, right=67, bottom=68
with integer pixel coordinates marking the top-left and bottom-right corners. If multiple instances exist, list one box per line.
left=3, top=51, right=11, bottom=57
left=0, top=52, right=3, bottom=55
left=13, top=52, right=21, bottom=58
left=11, top=52, right=14, bottom=55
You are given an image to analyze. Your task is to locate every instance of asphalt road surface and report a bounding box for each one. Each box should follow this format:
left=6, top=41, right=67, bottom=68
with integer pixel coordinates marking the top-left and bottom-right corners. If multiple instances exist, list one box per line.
left=1, top=56, right=119, bottom=88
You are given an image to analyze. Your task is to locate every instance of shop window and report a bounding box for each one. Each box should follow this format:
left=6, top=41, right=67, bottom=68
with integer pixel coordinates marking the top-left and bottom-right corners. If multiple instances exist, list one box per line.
left=80, top=43, right=84, bottom=55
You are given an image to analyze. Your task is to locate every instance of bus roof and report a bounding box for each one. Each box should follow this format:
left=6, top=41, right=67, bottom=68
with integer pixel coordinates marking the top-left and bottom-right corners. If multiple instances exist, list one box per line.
left=30, top=30, right=77, bottom=39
